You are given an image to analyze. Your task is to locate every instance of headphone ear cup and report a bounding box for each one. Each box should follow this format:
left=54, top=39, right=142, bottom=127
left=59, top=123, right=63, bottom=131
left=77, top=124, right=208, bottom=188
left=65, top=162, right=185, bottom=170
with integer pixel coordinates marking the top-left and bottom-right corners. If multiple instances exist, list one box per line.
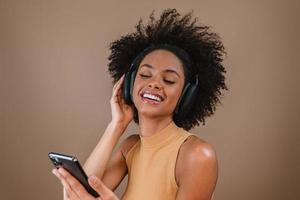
left=175, top=83, right=190, bottom=115
left=123, top=72, right=132, bottom=104
left=129, top=69, right=137, bottom=102
left=175, top=82, right=198, bottom=117
left=122, top=64, right=138, bottom=105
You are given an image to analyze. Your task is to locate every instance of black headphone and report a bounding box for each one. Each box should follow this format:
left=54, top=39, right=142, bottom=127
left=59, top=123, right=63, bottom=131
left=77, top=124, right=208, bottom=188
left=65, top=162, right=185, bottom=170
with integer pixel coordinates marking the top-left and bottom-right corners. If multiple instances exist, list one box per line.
left=122, top=44, right=199, bottom=118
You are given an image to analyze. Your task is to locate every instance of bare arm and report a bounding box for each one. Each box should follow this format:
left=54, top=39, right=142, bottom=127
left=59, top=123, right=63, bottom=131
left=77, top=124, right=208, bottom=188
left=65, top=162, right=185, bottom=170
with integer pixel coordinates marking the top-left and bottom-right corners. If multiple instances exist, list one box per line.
left=83, top=74, right=134, bottom=186
left=175, top=137, right=218, bottom=200
left=83, top=122, right=125, bottom=180
left=100, top=134, right=140, bottom=191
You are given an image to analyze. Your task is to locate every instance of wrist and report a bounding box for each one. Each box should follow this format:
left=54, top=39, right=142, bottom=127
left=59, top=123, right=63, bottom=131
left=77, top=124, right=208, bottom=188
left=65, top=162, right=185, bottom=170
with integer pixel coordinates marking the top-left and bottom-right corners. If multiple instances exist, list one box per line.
left=108, top=120, right=128, bottom=133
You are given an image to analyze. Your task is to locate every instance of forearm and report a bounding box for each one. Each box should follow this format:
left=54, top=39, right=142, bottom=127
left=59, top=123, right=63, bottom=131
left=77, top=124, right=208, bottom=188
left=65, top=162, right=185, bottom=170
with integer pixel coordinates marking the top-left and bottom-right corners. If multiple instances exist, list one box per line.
left=83, top=122, right=125, bottom=180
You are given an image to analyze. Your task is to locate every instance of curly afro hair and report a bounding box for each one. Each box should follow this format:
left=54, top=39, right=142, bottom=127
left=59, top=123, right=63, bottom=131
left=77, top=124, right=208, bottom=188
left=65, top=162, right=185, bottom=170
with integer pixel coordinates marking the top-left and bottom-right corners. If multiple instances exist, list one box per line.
left=107, top=8, right=228, bottom=131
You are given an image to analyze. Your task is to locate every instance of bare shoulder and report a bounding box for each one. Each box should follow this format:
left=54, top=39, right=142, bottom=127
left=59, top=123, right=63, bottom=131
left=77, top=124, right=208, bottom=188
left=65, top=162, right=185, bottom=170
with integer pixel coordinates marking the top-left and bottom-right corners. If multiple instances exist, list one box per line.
left=120, top=134, right=140, bottom=158
left=181, top=135, right=217, bottom=160
left=176, top=135, right=218, bottom=186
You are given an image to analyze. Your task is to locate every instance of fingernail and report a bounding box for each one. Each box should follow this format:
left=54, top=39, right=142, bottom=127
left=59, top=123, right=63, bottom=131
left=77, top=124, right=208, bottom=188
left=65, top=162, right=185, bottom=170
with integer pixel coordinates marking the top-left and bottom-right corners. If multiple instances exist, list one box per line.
left=52, top=169, right=57, bottom=175
left=58, top=167, right=63, bottom=173
left=58, top=168, right=65, bottom=176
left=89, top=176, right=97, bottom=184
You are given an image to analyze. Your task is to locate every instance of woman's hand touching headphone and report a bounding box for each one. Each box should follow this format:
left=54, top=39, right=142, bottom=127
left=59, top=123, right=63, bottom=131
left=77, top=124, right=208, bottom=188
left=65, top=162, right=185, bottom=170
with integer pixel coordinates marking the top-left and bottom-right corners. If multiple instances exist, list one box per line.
left=110, top=74, right=134, bottom=130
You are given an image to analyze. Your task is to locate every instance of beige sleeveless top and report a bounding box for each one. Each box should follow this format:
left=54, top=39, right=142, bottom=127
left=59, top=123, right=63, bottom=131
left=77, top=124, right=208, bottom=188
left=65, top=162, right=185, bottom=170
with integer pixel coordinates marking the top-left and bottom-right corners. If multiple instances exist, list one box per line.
left=121, top=121, right=196, bottom=200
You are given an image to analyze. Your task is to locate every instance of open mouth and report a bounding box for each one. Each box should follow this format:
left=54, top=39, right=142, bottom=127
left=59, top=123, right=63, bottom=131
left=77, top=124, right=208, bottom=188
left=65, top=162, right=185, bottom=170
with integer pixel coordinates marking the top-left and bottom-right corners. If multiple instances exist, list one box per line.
left=140, top=92, right=164, bottom=105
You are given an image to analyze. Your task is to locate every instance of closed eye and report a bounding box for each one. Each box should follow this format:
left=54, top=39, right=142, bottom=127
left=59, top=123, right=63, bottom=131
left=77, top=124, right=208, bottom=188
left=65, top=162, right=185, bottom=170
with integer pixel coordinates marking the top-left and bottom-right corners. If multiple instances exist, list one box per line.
left=139, top=74, right=151, bottom=78
left=139, top=73, right=176, bottom=84
left=164, top=79, right=175, bottom=84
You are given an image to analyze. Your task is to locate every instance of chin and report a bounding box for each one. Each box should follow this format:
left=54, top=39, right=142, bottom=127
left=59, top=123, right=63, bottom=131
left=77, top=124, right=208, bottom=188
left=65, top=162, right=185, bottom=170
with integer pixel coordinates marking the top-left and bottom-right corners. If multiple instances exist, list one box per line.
left=137, top=107, right=161, bottom=117
left=137, top=106, right=174, bottom=120
left=138, top=112, right=167, bottom=120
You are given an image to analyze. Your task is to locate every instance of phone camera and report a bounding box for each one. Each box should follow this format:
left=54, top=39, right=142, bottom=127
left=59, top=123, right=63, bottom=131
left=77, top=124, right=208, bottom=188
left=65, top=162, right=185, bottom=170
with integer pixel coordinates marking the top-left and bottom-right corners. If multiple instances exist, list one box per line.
left=55, top=158, right=62, bottom=165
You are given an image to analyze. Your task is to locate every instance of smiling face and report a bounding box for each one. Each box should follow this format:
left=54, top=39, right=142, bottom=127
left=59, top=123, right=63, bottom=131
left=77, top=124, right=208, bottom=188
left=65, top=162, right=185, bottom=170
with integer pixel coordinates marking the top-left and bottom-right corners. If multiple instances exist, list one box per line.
left=132, top=49, right=186, bottom=120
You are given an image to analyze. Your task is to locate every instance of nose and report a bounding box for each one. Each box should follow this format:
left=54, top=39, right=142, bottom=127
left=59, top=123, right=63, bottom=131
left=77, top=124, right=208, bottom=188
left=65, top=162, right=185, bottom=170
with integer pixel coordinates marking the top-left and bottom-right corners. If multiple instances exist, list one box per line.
left=147, top=80, right=162, bottom=90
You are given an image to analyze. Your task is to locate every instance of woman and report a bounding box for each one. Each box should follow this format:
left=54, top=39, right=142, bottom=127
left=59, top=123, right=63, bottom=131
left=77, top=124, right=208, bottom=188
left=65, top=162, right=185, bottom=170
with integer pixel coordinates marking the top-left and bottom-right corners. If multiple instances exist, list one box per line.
left=52, top=8, right=228, bottom=200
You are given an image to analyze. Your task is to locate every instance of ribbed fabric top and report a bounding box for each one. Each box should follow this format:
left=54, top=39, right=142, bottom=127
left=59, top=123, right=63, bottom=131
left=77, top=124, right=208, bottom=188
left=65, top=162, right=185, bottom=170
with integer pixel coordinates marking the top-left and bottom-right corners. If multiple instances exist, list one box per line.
left=139, top=120, right=182, bottom=148
left=121, top=121, right=195, bottom=200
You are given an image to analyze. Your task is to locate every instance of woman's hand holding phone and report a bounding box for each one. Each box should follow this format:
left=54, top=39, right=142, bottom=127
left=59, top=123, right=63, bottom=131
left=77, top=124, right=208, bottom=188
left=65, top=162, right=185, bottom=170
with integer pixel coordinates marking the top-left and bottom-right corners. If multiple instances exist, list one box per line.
left=52, top=167, right=119, bottom=200
left=110, top=74, right=134, bottom=130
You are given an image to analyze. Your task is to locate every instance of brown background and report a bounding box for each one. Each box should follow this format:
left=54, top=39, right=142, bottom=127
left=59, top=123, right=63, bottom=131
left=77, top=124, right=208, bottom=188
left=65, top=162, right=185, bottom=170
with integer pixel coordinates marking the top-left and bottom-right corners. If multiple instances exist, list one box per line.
left=1, top=0, right=299, bottom=199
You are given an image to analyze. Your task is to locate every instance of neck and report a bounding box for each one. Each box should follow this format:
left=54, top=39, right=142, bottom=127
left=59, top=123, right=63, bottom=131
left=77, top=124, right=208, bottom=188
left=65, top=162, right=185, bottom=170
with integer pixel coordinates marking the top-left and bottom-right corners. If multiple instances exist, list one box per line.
left=138, top=115, right=173, bottom=137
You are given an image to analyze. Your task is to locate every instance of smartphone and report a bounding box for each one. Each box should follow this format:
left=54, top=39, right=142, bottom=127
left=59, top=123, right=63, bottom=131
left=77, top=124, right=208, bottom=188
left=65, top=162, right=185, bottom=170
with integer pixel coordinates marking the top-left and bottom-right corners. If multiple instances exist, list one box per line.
left=48, top=152, right=100, bottom=198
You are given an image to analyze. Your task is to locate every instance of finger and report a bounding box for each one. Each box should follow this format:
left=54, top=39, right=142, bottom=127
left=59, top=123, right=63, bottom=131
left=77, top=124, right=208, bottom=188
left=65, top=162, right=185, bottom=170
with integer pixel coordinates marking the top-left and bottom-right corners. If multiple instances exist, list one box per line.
left=111, top=85, right=125, bottom=106
left=57, top=168, right=89, bottom=200
left=112, top=74, right=125, bottom=92
left=52, top=169, right=80, bottom=200
left=88, top=175, right=111, bottom=196
left=112, top=76, right=121, bottom=90
left=115, top=84, right=125, bottom=104
left=63, top=187, right=71, bottom=200
left=89, top=176, right=119, bottom=200
left=111, top=91, right=122, bottom=104
left=112, top=74, right=125, bottom=97
left=58, top=167, right=93, bottom=200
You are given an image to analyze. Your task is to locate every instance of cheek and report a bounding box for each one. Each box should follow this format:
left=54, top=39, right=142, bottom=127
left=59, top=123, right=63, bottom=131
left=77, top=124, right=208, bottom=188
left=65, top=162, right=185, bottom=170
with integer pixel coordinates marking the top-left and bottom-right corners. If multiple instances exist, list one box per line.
left=172, top=89, right=183, bottom=104
left=166, top=86, right=184, bottom=107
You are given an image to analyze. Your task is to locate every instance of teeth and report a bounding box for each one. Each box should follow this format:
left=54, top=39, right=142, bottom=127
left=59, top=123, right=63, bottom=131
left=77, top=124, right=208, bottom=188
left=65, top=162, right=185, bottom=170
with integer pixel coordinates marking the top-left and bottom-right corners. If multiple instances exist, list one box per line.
left=143, top=93, right=162, bottom=102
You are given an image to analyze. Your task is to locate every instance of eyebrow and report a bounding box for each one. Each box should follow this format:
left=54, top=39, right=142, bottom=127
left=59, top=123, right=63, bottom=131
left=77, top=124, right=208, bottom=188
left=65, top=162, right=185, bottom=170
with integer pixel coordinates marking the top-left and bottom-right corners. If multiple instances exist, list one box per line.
left=140, top=64, right=180, bottom=77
